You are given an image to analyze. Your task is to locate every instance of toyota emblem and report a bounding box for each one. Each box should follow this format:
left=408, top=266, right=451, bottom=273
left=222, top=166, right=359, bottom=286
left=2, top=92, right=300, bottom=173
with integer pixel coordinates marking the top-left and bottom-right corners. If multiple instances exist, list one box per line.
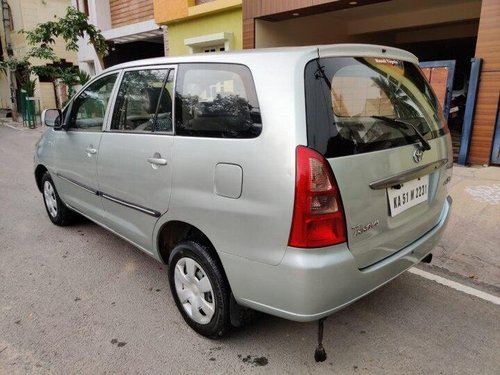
left=413, top=147, right=424, bottom=163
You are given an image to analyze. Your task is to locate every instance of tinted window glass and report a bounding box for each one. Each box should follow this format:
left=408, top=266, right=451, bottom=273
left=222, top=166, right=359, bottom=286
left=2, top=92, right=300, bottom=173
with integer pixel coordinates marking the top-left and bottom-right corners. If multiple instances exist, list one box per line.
left=111, top=69, right=172, bottom=132
left=305, top=57, right=446, bottom=158
left=175, top=63, right=261, bottom=138
left=68, top=73, right=117, bottom=131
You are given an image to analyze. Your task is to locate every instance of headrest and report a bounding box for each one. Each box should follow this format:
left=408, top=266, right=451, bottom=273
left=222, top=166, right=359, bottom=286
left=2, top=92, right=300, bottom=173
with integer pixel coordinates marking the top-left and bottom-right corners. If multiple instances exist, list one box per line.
left=141, top=87, right=172, bottom=114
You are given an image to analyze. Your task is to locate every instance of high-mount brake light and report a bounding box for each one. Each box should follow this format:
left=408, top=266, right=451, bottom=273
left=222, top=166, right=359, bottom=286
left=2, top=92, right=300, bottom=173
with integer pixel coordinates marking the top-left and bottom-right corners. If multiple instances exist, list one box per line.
left=288, top=146, right=347, bottom=248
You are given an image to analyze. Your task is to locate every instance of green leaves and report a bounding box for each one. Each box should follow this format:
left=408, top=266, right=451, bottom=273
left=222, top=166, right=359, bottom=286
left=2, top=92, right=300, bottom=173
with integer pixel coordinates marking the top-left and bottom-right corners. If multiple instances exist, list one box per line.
left=2, top=6, right=108, bottom=101
left=76, top=70, right=91, bottom=85
left=24, top=6, right=108, bottom=60
left=0, top=57, right=32, bottom=94
left=7, top=6, right=109, bottom=92
left=21, top=78, right=37, bottom=96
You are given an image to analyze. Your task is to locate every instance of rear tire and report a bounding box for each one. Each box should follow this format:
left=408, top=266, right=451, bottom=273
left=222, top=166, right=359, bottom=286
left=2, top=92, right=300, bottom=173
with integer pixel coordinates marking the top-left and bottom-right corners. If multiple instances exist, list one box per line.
left=168, top=240, right=231, bottom=338
left=41, top=172, right=74, bottom=226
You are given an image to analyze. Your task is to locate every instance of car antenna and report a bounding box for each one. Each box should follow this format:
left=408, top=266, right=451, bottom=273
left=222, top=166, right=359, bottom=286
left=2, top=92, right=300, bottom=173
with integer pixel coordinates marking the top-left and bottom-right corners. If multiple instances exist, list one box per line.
left=314, top=318, right=327, bottom=362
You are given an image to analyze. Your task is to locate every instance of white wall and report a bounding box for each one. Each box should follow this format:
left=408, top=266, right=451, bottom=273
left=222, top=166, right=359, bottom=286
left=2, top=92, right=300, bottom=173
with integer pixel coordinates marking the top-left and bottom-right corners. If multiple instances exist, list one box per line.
left=72, top=0, right=112, bottom=74
left=72, top=0, right=163, bottom=75
left=255, top=0, right=482, bottom=48
left=255, top=15, right=351, bottom=48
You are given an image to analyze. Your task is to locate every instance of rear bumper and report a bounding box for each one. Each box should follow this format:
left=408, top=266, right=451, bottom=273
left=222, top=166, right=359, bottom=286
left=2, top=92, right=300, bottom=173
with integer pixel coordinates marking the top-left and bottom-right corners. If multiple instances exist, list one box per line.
left=221, top=195, right=452, bottom=322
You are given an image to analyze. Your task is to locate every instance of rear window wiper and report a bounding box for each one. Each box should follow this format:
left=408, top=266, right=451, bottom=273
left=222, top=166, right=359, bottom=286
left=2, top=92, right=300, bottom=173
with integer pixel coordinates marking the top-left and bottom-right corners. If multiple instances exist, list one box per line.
left=371, top=115, right=431, bottom=151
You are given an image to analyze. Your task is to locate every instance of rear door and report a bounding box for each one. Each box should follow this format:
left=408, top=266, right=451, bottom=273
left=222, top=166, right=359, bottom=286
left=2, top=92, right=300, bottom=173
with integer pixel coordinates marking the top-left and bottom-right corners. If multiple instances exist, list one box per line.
left=305, top=55, right=451, bottom=269
left=97, top=67, right=175, bottom=252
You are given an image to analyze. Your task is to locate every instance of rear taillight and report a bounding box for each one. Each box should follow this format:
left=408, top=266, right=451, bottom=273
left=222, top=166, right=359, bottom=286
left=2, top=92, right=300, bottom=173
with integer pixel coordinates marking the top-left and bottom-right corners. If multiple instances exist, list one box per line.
left=288, top=146, right=347, bottom=248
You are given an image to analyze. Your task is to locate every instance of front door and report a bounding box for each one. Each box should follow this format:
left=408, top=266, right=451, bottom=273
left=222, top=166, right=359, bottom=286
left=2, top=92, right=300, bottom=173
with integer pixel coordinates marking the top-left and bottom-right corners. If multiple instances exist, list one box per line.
left=53, top=73, right=119, bottom=220
left=97, top=67, right=175, bottom=252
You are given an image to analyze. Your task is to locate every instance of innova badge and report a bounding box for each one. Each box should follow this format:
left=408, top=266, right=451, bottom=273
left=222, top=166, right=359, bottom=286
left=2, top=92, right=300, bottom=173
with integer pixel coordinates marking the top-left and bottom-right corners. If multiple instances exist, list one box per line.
left=413, top=147, right=424, bottom=163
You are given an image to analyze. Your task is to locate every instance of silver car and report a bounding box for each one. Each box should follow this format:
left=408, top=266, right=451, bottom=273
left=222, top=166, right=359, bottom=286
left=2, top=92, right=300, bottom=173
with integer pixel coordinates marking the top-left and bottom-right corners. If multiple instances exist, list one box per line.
left=35, top=44, right=453, bottom=339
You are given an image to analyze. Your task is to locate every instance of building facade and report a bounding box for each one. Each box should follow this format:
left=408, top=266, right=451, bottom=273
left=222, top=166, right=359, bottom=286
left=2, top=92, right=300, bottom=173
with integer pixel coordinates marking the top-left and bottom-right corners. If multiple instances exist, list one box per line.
left=0, top=0, right=78, bottom=111
left=154, top=0, right=242, bottom=56
left=242, top=0, right=500, bottom=165
left=73, top=0, right=165, bottom=75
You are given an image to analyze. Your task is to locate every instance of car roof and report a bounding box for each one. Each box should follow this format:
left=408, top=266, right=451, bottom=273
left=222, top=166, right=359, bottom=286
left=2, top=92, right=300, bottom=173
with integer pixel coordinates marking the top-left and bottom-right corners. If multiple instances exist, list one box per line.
left=103, top=43, right=419, bottom=73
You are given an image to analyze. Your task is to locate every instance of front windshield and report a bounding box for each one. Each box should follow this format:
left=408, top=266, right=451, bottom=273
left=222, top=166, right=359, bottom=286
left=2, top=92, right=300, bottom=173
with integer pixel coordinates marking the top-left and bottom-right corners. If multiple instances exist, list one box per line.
left=305, top=57, right=447, bottom=157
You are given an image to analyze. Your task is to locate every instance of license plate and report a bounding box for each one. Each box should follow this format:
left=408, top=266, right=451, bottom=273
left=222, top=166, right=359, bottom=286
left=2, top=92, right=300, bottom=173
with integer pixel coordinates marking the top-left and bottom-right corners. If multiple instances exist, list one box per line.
left=387, top=175, right=429, bottom=217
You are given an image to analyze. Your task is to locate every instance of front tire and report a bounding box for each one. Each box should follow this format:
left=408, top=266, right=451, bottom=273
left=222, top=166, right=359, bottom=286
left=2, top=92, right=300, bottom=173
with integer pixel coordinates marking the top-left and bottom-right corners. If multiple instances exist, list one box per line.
left=41, top=172, right=74, bottom=226
left=168, top=240, right=231, bottom=338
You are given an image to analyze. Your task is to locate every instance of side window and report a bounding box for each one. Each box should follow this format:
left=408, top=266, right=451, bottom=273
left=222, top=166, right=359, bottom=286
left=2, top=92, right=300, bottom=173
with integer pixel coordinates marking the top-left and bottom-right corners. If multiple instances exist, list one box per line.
left=111, top=69, right=172, bottom=132
left=175, top=64, right=262, bottom=138
left=67, top=73, right=118, bottom=131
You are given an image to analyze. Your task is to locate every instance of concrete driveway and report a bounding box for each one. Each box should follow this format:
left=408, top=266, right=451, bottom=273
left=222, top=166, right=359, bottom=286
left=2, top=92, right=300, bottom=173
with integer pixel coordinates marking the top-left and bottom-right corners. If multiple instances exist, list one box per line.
left=0, top=124, right=499, bottom=374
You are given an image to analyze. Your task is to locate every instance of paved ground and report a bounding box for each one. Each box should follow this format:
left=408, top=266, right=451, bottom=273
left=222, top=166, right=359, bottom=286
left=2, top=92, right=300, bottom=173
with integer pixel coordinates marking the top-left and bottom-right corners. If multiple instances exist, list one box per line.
left=0, top=123, right=499, bottom=374
left=427, top=163, right=500, bottom=293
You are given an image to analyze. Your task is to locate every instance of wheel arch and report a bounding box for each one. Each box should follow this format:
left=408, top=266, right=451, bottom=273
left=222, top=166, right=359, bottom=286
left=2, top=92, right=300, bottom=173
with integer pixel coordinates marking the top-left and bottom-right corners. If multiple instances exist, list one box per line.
left=157, top=220, right=218, bottom=265
left=34, top=165, right=49, bottom=193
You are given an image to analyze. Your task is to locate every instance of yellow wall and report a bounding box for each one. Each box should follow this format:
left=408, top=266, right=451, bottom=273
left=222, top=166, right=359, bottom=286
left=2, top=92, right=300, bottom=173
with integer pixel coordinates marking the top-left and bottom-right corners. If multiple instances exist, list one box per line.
left=154, top=0, right=190, bottom=24
left=9, top=0, right=77, bottom=65
left=168, top=8, right=242, bottom=56
left=0, top=79, right=10, bottom=109
left=155, top=0, right=240, bottom=24
left=38, top=82, right=57, bottom=110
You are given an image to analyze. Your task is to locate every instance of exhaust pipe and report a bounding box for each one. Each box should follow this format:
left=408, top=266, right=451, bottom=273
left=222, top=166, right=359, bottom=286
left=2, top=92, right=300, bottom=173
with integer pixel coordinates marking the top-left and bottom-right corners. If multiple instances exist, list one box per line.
left=421, top=253, right=433, bottom=264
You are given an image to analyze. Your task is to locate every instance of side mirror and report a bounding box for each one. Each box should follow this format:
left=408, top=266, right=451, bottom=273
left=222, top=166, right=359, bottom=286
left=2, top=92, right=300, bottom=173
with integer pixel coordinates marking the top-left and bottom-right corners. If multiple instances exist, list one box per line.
left=42, top=109, right=63, bottom=129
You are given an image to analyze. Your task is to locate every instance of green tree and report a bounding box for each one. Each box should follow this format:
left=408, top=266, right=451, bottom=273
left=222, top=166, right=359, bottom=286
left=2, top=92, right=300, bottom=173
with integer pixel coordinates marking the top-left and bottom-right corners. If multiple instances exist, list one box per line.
left=0, top=56, right=31, bottom=89
left=25, top=6, right=108, bottom=64
left=1, top=6, right=108, bottom=115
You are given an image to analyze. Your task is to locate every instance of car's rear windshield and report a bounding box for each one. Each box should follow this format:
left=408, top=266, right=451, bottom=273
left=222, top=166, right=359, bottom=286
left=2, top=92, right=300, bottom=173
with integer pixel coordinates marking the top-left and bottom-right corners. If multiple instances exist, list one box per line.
left=305, top=57, right=446, bottom=158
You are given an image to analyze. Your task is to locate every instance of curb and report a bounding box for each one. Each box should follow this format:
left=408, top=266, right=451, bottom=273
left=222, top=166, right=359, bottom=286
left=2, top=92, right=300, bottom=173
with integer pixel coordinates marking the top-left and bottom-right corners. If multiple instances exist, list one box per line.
left=0, top=119, right=44, bottom=132
left=1, top=123, right=23, bottom=131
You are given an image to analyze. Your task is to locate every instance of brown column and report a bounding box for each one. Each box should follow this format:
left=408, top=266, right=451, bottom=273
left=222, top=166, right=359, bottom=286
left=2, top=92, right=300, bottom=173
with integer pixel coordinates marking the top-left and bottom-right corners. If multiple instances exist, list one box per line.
left=469, top=0, right=500, bottom=164
left=242, top=0, right=261, bottom=49
left=242, top=18, right=255, bottom=49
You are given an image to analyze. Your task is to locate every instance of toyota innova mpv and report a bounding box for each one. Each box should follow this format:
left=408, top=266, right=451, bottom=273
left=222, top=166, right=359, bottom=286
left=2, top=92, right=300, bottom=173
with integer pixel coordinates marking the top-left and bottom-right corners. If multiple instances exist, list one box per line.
left=35, top=44, right=453, bottom=338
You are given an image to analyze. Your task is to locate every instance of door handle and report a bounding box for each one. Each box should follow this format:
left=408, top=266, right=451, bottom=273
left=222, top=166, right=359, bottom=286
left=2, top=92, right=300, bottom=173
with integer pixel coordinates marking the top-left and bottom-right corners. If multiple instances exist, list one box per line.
left=147, top=157, right=168, bottom=165
left=86, top=145, right=97, bottom=156
left=147, top=152, right=167, bottom=168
